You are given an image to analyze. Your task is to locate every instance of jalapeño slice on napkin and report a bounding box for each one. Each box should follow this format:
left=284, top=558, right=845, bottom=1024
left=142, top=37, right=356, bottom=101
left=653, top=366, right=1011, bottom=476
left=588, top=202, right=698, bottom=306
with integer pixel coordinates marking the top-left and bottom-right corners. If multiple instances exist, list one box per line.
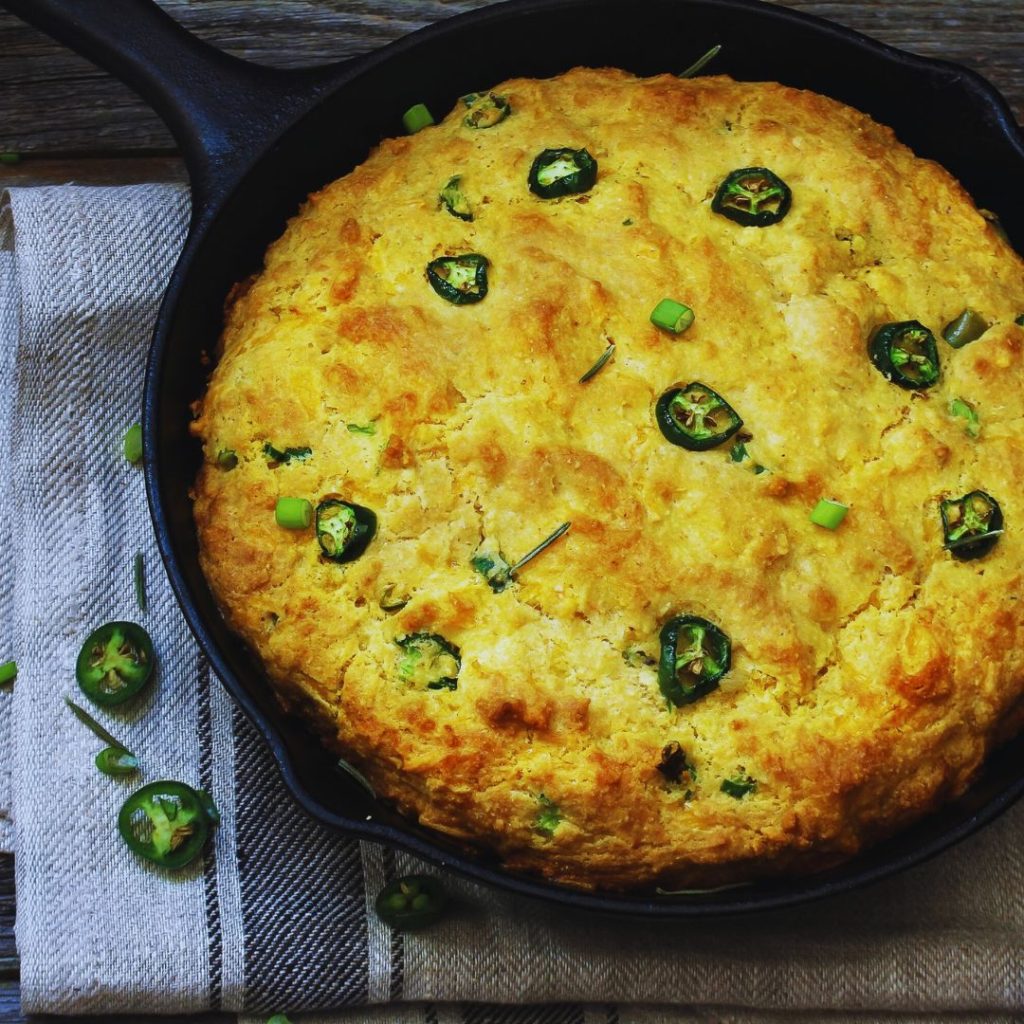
left=76, top=621, right=155, bottom=706
left=118, top=780, right=218, bottom=869
left=375, top=874, right=448, bottom=930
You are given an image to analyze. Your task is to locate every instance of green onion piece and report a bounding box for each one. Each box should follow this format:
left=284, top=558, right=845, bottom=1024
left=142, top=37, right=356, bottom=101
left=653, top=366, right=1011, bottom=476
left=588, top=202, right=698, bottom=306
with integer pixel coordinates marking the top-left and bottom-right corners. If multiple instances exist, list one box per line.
left=95, top=747, right=139, bottom=777
left=0, top=660, right=15, bottom=686
left=579, top=342, right=615, bottom=384
left=0, top=153, right=21, bottom=165
left=809, top=498, right=848, bottom=530
left=622, top=218, right=634, bottom=226
left=511, top=521, right=571, bottom=573
left=266, top=1016, right=293, bottom=1024
left=122, top=422, right=143, bottom=464
left=721, top=771, right=757, bottom=798
left=678, top=43, right=722, bottom=78
left=1015, top=314, right=1024, bottom=327
left=950, top=397, right=981, bottom=438
left=133, top=552, right=146, bottom=612
left=216, top=448, right=238, bottom=470
left=650, top=298, right=695, bottom=334
left=942, top=308, right=989, bottom=348
left=347, top=422, right=377, bottom=436
left=275, top=497, right=313, bottom=530
left=65, top=697, right=134, bottom=755
left=535, top=794, right=562, bottom=836
left=402, top=103, right=435, bottom=133
left=729, top=441, right=748, bottom=463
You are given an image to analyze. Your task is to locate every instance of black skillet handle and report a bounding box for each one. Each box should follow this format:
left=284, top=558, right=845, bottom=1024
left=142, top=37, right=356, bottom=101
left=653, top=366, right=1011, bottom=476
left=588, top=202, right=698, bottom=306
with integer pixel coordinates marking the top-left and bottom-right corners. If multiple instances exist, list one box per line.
left=1, top=0, right=346, bottom=217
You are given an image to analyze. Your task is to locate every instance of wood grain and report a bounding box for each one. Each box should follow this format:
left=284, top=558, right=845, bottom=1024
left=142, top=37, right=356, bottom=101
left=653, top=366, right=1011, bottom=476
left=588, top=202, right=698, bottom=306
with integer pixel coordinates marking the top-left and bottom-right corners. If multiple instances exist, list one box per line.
left=0, top=0, right=1021, bottom=156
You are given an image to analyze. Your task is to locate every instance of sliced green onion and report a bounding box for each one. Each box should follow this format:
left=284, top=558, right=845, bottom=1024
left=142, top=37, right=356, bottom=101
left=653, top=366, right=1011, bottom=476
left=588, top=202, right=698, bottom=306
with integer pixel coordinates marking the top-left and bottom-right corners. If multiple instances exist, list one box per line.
left=122, top=422, right=143, bottom=464
left=347, top=422, right=377, bottom=436
left=950, top=397, right=981, bottom=438
left=216, top=448, right=238, bottom=470
left=650, top=298, right=695, bottom=334
left=65, top=697, right=134, bottom=755
left=133, top=552, right=147, bottom=612
left=95, top=747, right=139, bottom=777
left=402, top=103, right=435, bottom=133
left=809, top=498, right=848, bottom=530
left=511, top=521, right=571, bottom=573
left=729, top=441, right=748, bottom=463
left=0, top=660, right=16, bottom=686
left=579, top=342, right=615, bottom=383
left=721, top=771, right=757, bottom=798
left=1015, top=314, right=1024, bottom=327
left=266, top=1015, right=293, bottom=1024
left=535, top=794, right=562, bottom=836
left=678, top=43, right=722, bottom=78
left=275, top=497, right=313, bottom=530
left=942, top=308, right=989, bottom=348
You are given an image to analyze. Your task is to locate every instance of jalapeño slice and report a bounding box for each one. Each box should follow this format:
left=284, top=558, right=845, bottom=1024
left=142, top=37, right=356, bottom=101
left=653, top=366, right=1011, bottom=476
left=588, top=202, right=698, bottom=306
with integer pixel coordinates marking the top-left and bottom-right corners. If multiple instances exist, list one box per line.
left=528, top=147, right=598, bottom=199
left=461, top=92, right=511, bottom=129
left=95, top=747, right=139, bottom=777
left=395, top=632, right=461, bottom=690
left=659, top=615, right=731, bottom=707
left=118, top=780, right=214, bottom=869
left=869, top=320, right=940, bottom=389
left=426, top=253, right=489, bottom=305
left=439, top=175, right=473, bottom=221
left=315, top=499, right=377, bottom=563
left=374, top=875, right=448, bottom=930
left=76, top=621, right=155, bottom=707
left=656, top=382, right=743, bottom=451
left=711, top=167, right=791, bottom=226
left=940, top=490, right=1003, bottom=561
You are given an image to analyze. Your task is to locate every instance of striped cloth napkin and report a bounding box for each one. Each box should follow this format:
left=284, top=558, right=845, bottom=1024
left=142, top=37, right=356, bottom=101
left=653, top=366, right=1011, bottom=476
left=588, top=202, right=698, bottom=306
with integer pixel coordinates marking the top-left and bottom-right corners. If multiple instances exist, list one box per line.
left=1, top=184, right=1022, bottom=1023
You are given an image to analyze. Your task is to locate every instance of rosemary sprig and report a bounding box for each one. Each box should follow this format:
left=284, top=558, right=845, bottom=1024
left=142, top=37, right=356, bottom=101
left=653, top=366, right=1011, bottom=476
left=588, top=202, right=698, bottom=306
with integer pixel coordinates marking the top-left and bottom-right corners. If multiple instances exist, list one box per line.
left=510, top=521, right=571, bottom=574
left=579, top=342, right=616, bottom=384
left=337, top=757, right=376, bottom=797
left=945, top=529, right=1003, bottom=551
left=65, top=697, right=135, bottom=757
left=678, top=44, right=722, bottom=79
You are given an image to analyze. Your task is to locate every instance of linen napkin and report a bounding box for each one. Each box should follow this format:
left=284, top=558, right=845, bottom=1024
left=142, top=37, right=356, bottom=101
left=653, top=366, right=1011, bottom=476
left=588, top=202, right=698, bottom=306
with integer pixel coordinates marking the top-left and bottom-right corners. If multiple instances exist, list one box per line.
left=1, top=184, right=1023, bottom=1023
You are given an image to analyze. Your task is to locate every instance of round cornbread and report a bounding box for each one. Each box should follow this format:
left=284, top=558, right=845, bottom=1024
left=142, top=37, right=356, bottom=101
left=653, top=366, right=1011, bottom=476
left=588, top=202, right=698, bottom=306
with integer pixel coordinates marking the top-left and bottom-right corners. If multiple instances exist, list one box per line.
left=191, top=68, right=1024, bottom=891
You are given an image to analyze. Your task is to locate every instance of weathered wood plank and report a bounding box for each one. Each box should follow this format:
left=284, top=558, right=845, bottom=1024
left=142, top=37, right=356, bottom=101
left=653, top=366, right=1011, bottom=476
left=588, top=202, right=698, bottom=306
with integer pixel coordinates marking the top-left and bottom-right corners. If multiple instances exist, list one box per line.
left=0, top=0, right=1021, bottom=155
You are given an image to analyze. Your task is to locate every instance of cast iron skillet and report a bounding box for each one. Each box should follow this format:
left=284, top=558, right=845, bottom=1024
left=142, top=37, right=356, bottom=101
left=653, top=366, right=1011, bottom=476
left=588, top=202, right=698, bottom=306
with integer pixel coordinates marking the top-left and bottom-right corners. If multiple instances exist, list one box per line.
left=7, top=0, right=1024, bottom=917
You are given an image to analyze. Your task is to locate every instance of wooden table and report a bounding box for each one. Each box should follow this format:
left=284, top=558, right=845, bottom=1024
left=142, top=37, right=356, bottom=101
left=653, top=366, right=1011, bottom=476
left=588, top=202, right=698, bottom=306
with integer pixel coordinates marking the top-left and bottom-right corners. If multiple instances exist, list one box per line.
left=0, top=1, right=1021, bottom=1020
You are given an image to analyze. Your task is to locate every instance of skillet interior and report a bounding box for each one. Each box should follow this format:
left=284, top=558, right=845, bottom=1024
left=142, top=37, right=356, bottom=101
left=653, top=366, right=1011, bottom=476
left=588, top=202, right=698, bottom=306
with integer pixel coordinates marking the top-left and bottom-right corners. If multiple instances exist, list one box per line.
left=147, top=0, right=1024, bottom=915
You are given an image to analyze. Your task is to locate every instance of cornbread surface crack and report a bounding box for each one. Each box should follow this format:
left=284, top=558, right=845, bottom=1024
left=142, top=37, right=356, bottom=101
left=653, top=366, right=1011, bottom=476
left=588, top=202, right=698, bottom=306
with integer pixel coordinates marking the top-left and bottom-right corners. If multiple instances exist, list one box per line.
left=191, top=69, right=1024, bottom=890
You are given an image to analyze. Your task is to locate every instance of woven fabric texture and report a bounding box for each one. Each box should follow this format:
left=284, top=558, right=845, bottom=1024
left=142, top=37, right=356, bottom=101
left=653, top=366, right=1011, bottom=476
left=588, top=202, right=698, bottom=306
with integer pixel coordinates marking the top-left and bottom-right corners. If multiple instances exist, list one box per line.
left=1, top=185, right=1022, bottom=1020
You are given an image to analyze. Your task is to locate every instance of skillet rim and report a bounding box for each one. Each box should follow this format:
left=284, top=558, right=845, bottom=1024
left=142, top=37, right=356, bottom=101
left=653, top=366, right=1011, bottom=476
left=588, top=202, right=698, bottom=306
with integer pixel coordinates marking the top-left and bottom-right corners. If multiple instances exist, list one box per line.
left=142, top=0, right=1024, bottom=917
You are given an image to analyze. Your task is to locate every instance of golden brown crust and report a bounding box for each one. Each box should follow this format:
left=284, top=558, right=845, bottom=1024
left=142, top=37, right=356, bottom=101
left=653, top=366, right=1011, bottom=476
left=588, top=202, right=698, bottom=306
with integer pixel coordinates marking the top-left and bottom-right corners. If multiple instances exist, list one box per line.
left=191, top=69, right=1024, bottom=890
